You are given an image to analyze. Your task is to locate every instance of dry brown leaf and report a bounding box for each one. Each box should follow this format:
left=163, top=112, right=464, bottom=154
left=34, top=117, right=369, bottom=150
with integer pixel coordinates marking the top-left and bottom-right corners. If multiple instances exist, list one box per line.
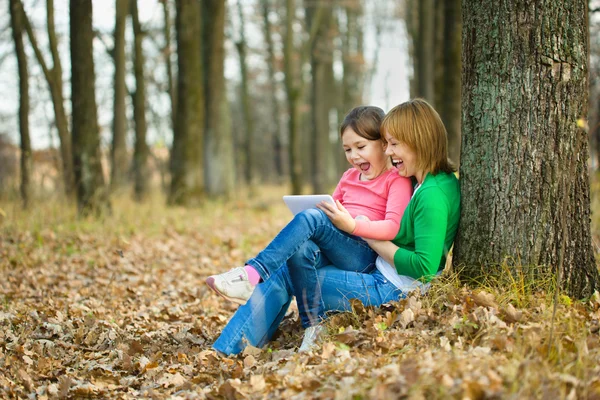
left=396, top=308, right=415, bottom=329
left=472, top=291, right=497, bottom=308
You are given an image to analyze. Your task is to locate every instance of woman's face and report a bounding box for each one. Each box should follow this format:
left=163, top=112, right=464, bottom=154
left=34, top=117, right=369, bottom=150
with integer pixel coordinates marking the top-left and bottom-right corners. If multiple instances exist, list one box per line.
left=342, top=127, right=389, bottom=180
left=384, top=131, right=423, bottom=182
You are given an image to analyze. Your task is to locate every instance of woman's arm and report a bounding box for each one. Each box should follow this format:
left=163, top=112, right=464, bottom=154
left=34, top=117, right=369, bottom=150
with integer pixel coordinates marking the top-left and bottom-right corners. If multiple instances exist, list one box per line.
left=362, top=237, right=399, bottom=266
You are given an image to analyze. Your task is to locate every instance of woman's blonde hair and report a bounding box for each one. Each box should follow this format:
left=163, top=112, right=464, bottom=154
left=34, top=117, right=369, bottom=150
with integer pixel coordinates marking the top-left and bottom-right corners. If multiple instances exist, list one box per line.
left=381, top=98, right=456, bottom=175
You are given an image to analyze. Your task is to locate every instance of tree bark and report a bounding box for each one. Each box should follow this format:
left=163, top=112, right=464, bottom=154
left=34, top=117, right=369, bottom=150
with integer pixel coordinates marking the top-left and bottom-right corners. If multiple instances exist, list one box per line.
left=70, top=0, right=109, bottom=215
left=202, top=0, right=235, bottom=198
left=131, top=0, right=149, bottom=201
left=169, top=0, right=204, bottom=205
left=111, top=0, right=130, bottom=190
left=235, top=0, right=255, bottom=188
left=454, top=0, right=599, bottom=297
left=22, top=0, right=74, bottom=196
left=9, top=0, right=32, bottom=208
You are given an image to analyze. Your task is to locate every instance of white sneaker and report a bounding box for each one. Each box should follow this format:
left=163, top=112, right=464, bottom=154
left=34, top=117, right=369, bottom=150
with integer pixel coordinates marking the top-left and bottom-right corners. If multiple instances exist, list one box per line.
left=205, top=267, right=254, bottom=304
left=298, top=325, right=325, bottom=352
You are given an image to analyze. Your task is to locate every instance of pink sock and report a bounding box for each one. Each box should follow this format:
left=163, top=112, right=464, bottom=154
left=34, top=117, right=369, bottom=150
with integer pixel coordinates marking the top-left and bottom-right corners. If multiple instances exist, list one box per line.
left=244, top=265, right=262, bottom=286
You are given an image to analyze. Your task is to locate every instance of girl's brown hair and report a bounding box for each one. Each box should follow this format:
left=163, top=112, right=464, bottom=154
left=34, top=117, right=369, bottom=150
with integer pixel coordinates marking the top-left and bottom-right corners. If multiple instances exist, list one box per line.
left=382, top=98, right=456, bottom=175
left=340, top=106, right=386, bottom=141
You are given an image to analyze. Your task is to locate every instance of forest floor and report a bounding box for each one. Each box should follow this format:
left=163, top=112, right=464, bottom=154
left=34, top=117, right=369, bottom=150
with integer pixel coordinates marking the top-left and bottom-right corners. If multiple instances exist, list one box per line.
left=1, top=184, right=600, bottom=399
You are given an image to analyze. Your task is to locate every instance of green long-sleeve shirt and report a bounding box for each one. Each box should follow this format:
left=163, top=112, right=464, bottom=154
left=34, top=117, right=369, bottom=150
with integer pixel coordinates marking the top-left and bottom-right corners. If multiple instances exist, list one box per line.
left=392, top=172, right=460, bottom=281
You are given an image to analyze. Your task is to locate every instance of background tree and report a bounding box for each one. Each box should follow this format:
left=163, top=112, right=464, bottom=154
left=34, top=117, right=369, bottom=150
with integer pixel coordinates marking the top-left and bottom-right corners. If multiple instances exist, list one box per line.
left=261, top=0, right=286, bottom=181
left=111, top=0, right=129, bottom=190
left=308, top=3, right=335, bottom=194
left=9, top=0, right=32, bottom=208
left=131, top=0, right=150, bottom=201
left=70, top=0, right=109, bottom=214
left=453, top=0, right=599, bottom=298
left=169, top=0, right=204, bottom=205
left=283, top=0, right=322, bottom=194
left=415, top=0, right=434, bottom=103
left=437, top=0, right=461, bottom=164
left=202, top=0, right=235, bottom=198
left=235, top=0, right=255, bottom=188
left=21, top=0, right=74, bottom=196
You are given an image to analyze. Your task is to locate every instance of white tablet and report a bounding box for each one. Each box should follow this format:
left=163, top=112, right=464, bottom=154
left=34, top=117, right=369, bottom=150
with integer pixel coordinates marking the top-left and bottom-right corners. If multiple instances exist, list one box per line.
left=282, top=195, right=335, bottom=215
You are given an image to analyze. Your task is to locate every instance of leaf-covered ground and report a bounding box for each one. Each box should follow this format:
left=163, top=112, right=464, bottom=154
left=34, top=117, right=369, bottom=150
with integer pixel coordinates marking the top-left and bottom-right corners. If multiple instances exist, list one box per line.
left=1, top=187, right=600, bottom=399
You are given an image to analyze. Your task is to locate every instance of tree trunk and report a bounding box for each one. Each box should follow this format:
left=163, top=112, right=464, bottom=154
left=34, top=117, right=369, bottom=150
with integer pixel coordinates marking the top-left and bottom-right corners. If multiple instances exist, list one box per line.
left=283, top=0, right=322, bottom=194
left=10, top=0, right=32, bottom=208
left=342, top=0, right=364, bottom=114
left=438, top=0, right=461, bottom=165
left=22, top=0, right=74, bottom=196
left=162, top=0, right=176, bottom=135
left=169, top=0, right=204, bottom=205
left=70, top=0, right=109, bottom=215
left=284, top=0, right=302, bottom=194
left=202, top=0, right=235, bottom=198
left=111, top=0, right=129, bottom=190
left=131, top=0, right=149, bottom=201
left=235, top=0, right=255, bottom=188
left=454, top=0, right=599, bottom=298
left=308, top=4, right=333, bottom=194
left=261, top=0, right=286, bottom=181
left=416, top=0, right=434, bottom=103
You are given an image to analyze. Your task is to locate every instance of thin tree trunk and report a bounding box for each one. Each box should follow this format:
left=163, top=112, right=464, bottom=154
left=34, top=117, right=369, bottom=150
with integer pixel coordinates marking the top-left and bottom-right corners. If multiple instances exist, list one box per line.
left=162, top=0, right=176, bottom=136
left=10, top=0, right=31, bottom=208
left=416, top=0, right=434, bottom=103
left=308, top=4, right=333, bottom=194
left=342, top=1, right=364, bottom=114
left=70, top=0, right=109, bottom=215
left=454, top=0, right=598, bottom=297
left=438, top=0, right=461, bottom=165
left=21, top=0, right=74, bottom=196
left=283, top=0, right=323, bottom=194
left=235, top=0, right=255, bottom=188
left=111, top=0, right=129, bottom=190
left=261, top=0, right=286, bottom=181
left=169, top=0, right=204, bottom=205
left=131, top=0, right=149, bottom=201
left=202, top=0, right=234, bottom=198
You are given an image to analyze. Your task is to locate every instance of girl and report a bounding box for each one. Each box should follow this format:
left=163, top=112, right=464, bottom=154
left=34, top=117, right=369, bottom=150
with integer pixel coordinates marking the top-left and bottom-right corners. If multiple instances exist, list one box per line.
left=206, top=106, right=413, bottom=312
left=211, top=98, right=460, bottom=355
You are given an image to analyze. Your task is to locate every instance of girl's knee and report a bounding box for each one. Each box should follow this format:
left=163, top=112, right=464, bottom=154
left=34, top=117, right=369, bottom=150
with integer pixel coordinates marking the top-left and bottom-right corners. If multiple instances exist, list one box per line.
left=296, top=208, right=328, bottom=224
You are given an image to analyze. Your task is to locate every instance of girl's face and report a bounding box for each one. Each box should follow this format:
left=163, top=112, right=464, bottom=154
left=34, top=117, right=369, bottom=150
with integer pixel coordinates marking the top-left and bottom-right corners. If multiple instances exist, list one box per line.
left=342, top=127, right=390, bottom=180
left=384, top=131, right=424, bottom=183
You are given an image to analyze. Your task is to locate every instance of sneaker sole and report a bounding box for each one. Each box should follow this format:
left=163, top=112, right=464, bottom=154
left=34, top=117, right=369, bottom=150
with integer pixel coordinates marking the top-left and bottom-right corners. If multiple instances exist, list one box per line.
left=205, top=277, right=248, bottom=305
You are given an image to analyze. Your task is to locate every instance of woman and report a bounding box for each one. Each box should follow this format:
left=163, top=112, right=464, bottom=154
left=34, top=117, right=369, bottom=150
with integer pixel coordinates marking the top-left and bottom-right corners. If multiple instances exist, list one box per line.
left=212, top=99, right=460, bottom=355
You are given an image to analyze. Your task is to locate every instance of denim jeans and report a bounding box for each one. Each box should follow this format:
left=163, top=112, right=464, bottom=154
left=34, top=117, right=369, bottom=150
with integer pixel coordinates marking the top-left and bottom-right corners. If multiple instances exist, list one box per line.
left=212, top=261, right=405, bottom=356
left=247, top=208, right=377, bottom=281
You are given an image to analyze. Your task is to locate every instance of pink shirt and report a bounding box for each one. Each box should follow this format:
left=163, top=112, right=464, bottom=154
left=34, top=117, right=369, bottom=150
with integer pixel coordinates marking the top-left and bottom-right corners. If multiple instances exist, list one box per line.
left=332, top=168, right=412, bottom=240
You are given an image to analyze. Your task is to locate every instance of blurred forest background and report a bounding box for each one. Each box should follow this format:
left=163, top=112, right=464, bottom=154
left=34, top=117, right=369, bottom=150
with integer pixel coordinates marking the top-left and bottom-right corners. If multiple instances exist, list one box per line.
left=1, top=0, right=453, bottom=211
left=0, top=0, right=599, bottom=210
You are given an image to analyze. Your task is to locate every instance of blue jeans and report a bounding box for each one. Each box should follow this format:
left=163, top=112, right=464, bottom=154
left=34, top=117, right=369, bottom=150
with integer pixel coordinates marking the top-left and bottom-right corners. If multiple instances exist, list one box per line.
left=247, top=209, right=377, bottom=279
left=212, top=260, right=405, bottom=356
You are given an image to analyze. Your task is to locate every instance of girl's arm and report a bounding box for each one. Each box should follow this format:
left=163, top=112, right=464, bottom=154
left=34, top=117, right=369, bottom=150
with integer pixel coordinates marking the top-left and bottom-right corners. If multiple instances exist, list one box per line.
left=352, top=176, right=412, bottom=240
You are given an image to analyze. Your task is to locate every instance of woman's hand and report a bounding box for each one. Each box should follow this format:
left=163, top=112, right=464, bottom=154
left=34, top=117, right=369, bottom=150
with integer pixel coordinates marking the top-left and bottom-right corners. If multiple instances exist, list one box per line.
left=317, top=200, right=356, bottom=234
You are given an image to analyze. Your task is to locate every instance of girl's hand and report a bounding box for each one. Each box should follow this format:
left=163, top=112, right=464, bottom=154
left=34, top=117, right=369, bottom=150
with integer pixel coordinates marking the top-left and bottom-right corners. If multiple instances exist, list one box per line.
left=317, top=200, right=356, bottom=233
